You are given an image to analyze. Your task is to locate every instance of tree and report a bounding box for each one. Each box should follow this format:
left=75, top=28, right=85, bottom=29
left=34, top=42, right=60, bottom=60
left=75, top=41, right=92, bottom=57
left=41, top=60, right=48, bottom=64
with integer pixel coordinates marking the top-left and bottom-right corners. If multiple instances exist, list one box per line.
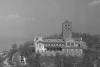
left=26, top=52, right=41, bottom=67
left=34, top=52, right=41, bottom=67
left=62, top=55, right=76, bottom=67
left=11, top=44, right=18, bottom=50
left=75, top=49, right=99, bottom=67
left=18, top=41, right=33, bottom=57
left=54, top=52, right=62, bottom=67
left=0, top=55, right=3, bottom=63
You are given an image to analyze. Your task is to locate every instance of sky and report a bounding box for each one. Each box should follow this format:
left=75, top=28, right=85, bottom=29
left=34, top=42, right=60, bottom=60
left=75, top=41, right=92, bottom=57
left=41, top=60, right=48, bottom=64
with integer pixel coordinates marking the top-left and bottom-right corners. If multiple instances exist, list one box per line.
left=0, top=0, right=100, bottom=51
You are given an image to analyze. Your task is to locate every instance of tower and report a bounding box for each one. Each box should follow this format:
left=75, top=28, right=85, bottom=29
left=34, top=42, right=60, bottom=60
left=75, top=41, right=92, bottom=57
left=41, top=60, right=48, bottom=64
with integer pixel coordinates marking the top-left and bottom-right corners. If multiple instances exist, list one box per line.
left=62, top=20, right=72, bottom=40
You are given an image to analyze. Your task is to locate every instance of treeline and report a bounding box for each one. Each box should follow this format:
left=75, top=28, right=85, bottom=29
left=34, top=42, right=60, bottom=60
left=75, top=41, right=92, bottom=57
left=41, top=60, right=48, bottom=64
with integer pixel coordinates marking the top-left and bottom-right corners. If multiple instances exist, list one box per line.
left=8, top=48, right=100, bottom=67
left=0, top=32, right=100, bottom=67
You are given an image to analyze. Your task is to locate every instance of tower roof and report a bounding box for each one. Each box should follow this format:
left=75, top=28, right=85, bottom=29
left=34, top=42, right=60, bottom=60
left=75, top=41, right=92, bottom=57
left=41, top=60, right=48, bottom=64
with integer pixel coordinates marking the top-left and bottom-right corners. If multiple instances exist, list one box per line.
left=63, top=20, right=72, bottom=24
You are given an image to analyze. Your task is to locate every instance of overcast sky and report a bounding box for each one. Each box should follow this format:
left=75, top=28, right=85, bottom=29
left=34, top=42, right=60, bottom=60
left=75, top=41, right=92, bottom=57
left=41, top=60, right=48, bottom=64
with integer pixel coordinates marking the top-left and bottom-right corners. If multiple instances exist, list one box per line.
left=0, top=0, right=100, bottom=51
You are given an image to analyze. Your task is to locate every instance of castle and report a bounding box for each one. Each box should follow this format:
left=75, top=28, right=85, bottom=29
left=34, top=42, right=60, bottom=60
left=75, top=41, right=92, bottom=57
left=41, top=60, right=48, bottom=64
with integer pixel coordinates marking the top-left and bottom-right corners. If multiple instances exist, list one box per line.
left=32, top=21, right=87, bottom=57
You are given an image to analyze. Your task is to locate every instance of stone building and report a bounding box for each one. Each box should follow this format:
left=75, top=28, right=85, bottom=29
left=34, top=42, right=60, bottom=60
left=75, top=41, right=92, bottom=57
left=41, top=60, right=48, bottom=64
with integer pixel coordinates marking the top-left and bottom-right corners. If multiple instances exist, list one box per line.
left=33, top=21, right=87, bottom=57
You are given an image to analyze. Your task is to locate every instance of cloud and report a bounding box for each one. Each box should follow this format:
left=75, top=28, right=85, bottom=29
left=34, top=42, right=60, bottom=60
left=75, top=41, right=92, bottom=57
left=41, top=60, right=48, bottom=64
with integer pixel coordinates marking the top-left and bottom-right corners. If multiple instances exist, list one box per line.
left=7, top=15, right=19, bottom=18
left=21, top=17, right=34, bottom=21
left=88, top=0, right=100, bottom=5
left=0, top=15, right=34, bottom=21
left=0, top=15, right=20, bottom=20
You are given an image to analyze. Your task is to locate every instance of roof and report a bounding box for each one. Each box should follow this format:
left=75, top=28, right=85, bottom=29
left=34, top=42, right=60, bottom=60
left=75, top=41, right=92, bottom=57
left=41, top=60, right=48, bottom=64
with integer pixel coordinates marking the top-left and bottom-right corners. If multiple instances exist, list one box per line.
left=37, top=41, right=65, bottom=44
left=43, top=37, right=82, bottom=41
left=43, top=37, right=63, bottom=39
left=63, top=20, right=72, bottom=24
left=72, top=38, right=82, bottom=41
left=44, top=39, right=63, bottom=41
left=37, top=37, right=82, bottom=44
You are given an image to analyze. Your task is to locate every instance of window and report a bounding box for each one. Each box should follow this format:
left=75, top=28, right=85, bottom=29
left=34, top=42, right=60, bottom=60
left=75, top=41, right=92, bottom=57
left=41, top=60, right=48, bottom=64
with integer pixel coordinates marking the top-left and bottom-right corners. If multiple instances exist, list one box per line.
left=65, top=25, right=67, bottom=27
left=73, top=49, right=76, bottom=51
left=68, top=28, right=70, bottom=30
left=79, top=44, right=80, bottom=47
left=68, top=25, right=70, bottom=27
left=65, top=27, right=67, bottom=30
left=57, top=40, right=59, bottom=41
left=71, top=42, right=74, bottom=47
left=68, top=36, right=69, bottom=37
left=67, top=42, right=70, bottom=46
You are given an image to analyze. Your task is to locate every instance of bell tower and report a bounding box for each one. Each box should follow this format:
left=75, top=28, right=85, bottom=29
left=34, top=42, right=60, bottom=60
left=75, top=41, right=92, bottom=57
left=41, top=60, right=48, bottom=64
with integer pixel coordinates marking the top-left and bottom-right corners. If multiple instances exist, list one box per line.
left=62, top=20, right=72, bottom=40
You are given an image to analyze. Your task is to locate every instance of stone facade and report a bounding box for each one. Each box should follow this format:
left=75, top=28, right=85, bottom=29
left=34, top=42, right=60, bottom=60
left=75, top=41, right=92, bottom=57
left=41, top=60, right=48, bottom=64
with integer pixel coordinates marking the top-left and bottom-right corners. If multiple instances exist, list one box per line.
left=33, top=21, right=87, bottom=57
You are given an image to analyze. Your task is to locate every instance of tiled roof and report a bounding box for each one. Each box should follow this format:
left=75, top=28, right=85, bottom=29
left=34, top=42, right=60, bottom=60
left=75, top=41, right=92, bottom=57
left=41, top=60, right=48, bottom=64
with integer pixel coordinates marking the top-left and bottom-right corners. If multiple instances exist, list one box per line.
left=61, top=47, right=83, bottom=49
left=72, top=38, right=82, bottom=41
left=38, top=41, right=65, bottom=44
left=43, top=37, right=63, bottom=39
left=43, top=37, right=82, bottom=41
